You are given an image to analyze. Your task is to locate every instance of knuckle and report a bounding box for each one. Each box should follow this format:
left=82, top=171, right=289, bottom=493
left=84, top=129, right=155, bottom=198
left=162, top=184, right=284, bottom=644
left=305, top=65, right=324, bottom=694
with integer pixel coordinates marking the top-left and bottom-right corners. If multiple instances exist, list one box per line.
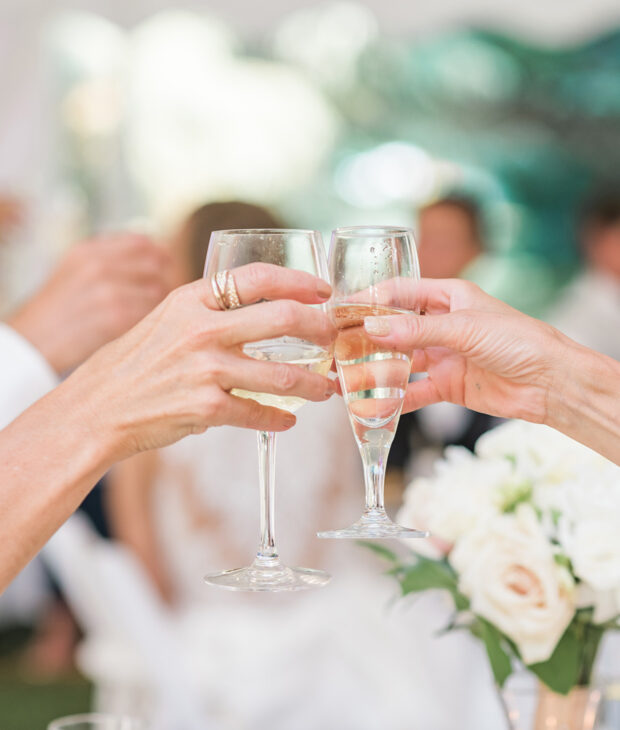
left=272, top=363, right=298, bottom=392
left=203, top=353, right=226, bottom=382
left=244, top=399, right=264, bottom=430
left=166, top=283, right=192, bottom=309
left=203, top=388, right=227, bottom=422
left=273, top=300, right=300, bottom=330
left=245, top=261, right=273, bottom=293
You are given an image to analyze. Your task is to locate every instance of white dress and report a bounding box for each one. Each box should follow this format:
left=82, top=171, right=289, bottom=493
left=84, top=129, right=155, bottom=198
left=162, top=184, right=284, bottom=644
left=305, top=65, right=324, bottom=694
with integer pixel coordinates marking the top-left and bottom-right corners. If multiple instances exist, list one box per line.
left=547, top=269, right=620, bottom=361
left=137, top=397, right=504, bottom=730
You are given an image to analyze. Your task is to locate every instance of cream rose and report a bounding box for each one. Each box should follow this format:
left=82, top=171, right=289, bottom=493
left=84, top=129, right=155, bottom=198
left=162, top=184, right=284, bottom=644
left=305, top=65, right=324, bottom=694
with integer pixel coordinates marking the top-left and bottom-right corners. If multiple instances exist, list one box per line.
left=450, top=505, right=575, bottom=664
left=565, top=518, right=620, bottom=596
left=397, top=477, right=448, bottom=559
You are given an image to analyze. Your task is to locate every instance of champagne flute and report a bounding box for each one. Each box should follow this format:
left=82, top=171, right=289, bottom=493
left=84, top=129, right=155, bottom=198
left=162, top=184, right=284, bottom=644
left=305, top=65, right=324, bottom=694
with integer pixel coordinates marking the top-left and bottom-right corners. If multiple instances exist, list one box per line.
left=318, top=226, right=428, bottom=539
left=203, top=229, right=333, bottom=591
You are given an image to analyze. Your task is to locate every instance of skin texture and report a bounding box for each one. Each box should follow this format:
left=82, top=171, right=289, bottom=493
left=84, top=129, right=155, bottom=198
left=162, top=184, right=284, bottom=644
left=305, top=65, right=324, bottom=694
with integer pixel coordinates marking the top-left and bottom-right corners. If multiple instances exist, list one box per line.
left=6, top=234, right=172, bottom=374
left=363, top=278, right=620, bottom=464
left=0, top=264, right=336, bottom=590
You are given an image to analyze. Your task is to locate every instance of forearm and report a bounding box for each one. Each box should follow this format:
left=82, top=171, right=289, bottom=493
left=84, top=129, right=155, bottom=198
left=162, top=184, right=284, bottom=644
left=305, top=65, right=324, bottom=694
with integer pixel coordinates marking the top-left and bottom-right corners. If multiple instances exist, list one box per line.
left=0, top=381, right=116, bottom=590
left=546, top=339, right=620, bottom=464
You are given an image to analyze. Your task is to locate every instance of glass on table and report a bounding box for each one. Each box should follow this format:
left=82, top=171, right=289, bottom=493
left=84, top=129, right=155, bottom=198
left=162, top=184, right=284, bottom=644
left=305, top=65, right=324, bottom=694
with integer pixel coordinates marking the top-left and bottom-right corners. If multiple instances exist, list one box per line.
left=203, top=228, right=333, bottom=591
left=48, top=715, right=143, bottom=730
left=318, top=225, right=429, bottom=540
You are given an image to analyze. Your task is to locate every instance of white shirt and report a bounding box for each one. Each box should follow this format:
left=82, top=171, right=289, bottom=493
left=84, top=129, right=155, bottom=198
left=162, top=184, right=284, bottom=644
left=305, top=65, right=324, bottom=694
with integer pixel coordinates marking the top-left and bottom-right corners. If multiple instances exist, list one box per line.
left=0, top=322, right=57, bottom=429
left=548, top=269, right=620, bottom=361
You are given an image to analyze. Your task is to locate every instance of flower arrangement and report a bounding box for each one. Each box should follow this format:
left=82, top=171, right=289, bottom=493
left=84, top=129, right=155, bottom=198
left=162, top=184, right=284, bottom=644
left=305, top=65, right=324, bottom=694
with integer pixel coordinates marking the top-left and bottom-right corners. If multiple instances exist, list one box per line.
left=376, top=420, right=620, bottom=694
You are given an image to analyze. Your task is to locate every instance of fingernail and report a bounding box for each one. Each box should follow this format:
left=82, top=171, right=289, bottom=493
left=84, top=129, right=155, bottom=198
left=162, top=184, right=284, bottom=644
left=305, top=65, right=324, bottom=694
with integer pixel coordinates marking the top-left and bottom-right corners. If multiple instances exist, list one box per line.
left=316, top=280, right=332, bottom=299
left=364, top=317, right=391, bottom=336
left=283, top=414, right=296, bottom=429
left=325, top=383, right=336, bottom=398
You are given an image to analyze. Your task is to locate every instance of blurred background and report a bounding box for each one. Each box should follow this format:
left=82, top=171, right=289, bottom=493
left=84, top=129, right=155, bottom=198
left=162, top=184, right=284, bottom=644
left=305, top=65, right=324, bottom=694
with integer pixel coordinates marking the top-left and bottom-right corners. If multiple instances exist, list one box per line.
left=2, top=1, right=620, bottom=728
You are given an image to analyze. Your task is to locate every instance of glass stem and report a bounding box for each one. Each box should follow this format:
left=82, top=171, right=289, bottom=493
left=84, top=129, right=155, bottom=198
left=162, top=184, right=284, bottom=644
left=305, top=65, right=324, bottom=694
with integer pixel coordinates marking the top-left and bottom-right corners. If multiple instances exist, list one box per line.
left=256, top=430, right=279, bottom=563
left=360, top=440, right=391, bottom=515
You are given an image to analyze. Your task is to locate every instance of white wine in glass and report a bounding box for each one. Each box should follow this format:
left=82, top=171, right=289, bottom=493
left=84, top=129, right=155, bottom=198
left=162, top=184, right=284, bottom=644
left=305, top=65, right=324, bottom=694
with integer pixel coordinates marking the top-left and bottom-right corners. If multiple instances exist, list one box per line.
left=318, top=227, right=429, bottom=540
left=203, top=229, right=333, bottom=591
left=232, top=337, right=332, bottom=413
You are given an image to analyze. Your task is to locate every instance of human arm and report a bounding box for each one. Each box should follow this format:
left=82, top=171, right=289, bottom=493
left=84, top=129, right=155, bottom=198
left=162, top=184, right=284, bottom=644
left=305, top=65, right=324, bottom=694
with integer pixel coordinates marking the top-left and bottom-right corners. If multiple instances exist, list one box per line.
left=0, top=233, right=171, bottom=427
left=363, top=278, right=620, bottom=464
left=5, top=233, right=171, bottom=375
left=0, top=265, right=336, bottom=589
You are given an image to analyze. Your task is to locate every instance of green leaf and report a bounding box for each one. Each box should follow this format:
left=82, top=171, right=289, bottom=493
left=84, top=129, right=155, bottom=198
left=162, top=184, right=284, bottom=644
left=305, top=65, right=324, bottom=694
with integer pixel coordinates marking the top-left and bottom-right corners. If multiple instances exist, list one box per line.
left=529, top=625, right=581, bottom=695
left=357, top=541, right=398, bottom=563
left=479, top=619, right=513, bottom=687
left=553, top=553, right=572, bottom=570
left=399, top=556, right=470, bottom=611
left=400, top=558, right=455, bottom=593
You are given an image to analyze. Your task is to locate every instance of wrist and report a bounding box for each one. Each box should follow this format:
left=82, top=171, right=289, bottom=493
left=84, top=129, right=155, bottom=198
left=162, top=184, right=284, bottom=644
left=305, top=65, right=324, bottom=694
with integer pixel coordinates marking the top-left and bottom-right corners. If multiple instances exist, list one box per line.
left=545, top=334, right=620, bottom=462
left=51, top=370, right=121, bottom=474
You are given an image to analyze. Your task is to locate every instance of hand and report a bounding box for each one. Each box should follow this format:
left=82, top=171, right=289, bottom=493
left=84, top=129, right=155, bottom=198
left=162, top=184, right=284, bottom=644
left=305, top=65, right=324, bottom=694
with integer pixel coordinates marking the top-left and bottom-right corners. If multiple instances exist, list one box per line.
left=0, top=195, right=22, bottom=237
left=363, top=278, right=570, bottom=424
left=60, top=263, right=336, bottom=461
left=6, top=234, right=172, bottom=373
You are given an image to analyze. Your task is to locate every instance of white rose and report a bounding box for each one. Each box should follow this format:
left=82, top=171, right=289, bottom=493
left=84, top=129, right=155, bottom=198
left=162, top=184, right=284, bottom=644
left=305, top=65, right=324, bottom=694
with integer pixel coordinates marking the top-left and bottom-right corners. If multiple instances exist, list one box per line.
left=564, top=518, right=620, bottom=593
left=397, top=477, right=448, bottom=559
left=425, top=446, right=508, bottom=543
left=450, top=504, right=575, bottom=665
left=577, top=583, right=620, bottom=624
left=476, top=420, right=607, bottom=490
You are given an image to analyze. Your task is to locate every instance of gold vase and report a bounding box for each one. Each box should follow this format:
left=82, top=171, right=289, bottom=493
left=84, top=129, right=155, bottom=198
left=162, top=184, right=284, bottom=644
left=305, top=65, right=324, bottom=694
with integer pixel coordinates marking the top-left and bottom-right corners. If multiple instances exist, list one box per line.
left=534, top=684, right=601, bottom=730
left=500, top=675, right=602, bottom=730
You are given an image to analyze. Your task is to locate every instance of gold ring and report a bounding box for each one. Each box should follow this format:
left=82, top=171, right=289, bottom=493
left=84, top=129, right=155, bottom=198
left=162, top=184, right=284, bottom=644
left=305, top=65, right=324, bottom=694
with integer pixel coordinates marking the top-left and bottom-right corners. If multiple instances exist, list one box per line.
left=211, top=273, right=227, bottom=310
left=224, top=270, right=241, bottom=309
left=213, top=270, right=242, bottom=310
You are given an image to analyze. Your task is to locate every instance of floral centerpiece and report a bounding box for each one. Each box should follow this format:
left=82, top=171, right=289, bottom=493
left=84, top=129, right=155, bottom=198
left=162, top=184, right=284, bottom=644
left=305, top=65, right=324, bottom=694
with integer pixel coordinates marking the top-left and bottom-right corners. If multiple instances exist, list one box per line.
left=373, top=421, right=620, bottom=727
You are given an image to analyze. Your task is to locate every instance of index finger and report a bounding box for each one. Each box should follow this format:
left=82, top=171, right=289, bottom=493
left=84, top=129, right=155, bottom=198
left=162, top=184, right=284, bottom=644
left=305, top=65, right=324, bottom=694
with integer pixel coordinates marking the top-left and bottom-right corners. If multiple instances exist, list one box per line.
left=197, top=262, right=332, bottom=309
left=338, top=277, right=496, bottom=315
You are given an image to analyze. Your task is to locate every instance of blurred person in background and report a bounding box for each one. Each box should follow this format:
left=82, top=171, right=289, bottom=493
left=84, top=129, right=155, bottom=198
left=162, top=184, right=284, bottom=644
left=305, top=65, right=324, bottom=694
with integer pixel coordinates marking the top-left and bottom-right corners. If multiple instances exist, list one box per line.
left=548, top=186, right=620, bottom=361
left=0, top=232, right=171, bottom=677
left=415, top=194, right=484, bottom=279
left=104, top=201, right=429, bottom=730
left=388, top=194, right=498, bottom=490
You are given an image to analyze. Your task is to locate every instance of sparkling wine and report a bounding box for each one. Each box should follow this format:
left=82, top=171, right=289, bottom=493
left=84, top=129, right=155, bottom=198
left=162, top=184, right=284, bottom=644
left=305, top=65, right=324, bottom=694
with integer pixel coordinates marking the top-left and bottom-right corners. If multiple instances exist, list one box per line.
left=232, top=339, right=332, bottom=413
left=332, top=303, right=413, bottom=446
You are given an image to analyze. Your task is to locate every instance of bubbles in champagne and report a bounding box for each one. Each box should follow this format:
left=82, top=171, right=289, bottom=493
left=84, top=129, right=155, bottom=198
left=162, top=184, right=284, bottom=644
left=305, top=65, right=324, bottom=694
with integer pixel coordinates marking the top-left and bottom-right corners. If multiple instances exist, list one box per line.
left=332, top=303, right=412, bottom=444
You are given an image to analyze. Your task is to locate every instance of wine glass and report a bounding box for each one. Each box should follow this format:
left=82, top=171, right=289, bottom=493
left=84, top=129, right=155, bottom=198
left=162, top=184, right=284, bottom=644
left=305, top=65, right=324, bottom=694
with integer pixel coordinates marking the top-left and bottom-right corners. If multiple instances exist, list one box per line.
left=48, top=715, right=142, bottom=730
left=317, top=226, right=429, bottom=539
left=203, top=229, right=333, bottom=591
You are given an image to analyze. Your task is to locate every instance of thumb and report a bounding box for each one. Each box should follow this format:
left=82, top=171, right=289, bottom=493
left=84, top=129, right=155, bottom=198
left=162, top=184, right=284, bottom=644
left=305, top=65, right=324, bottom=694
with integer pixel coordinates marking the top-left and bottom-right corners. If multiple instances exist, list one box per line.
left=364, top=311, right=470, bottom=352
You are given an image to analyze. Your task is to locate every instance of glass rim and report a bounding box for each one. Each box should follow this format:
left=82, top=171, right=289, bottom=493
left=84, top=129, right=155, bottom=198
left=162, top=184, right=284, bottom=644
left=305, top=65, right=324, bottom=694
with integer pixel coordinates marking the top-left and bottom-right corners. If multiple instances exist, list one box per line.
left=332, top=225, right=414, bottom=237
left=48, top=714, right=140, bottom=729
left=211, top=228, right=321, bottom=236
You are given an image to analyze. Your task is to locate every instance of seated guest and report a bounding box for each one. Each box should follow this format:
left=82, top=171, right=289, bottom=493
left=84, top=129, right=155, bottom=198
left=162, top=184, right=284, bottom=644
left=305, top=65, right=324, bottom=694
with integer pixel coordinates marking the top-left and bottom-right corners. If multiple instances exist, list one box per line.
left=548, top=186, right=620, bottom=360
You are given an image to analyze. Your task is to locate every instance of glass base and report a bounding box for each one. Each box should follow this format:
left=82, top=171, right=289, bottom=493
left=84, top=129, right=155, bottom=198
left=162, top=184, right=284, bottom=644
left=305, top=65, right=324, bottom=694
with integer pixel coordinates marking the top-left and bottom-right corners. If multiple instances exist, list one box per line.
left=204, top=557, right=331, bottom=592
left=317, top=510, right=429, bottom=539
